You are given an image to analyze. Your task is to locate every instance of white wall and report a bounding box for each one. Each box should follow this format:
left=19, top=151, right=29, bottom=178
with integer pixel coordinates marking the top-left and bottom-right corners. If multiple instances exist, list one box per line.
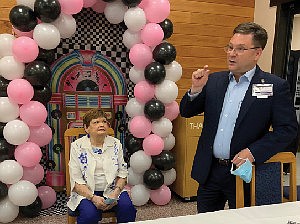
left=254, top=0, right=277, bottom=72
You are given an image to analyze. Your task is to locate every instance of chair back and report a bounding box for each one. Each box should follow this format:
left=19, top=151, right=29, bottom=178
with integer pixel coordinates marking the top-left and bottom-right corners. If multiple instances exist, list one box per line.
left=236, top=152, right=297, bottom=208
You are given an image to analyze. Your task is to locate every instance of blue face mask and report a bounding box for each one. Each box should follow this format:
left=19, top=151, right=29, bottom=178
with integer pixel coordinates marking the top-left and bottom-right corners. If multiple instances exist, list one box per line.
left=230, top=158, right=253, bottom=183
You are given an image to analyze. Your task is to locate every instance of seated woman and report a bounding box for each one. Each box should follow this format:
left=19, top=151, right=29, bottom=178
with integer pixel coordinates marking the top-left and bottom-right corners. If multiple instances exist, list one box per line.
left=67, top=109, right=136, bottom=224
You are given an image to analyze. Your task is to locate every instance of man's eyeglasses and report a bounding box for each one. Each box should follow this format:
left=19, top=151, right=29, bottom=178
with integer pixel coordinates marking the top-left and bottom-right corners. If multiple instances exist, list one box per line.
left=224, top=45, right=260, bottom=54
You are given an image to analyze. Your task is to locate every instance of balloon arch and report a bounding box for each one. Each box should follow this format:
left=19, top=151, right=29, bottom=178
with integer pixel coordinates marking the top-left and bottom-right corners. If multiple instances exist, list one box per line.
left=0, top=0, right=182, bottom=222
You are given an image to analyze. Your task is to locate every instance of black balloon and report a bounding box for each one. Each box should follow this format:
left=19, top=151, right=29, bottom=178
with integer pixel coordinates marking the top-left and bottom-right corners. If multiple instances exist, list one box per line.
left=122, top=0, right=142, bottom=7
left=144, top=99, right=165, bottom=121
left=37, top=48, right=56, bottom=65
left=9, top=5, right=37, bottom=32
left=34, top=0, right=61, bottom=23
left=144, top=62, right=166, bottom=84
left=0, top=138, right=15, bottom=163
left=125, top=134, right=143, bottom=156
left=152, top=151, right=175, bottom=171
left=153, top=42, right=176, bottom=65
left=0, top=182, right=8, bottom=200
left=159, top=19, right=173, bottom=40
left=0, top=77, right=10, bottom=97
left=32, top=85, right=52, bottom=104
left=0, top=123, right=5, bottom=138
left=20, top=197, right=42, bottom=218
left=24, top=61, right=51, bottom=85
left=143, top=168, right=164, bottom=190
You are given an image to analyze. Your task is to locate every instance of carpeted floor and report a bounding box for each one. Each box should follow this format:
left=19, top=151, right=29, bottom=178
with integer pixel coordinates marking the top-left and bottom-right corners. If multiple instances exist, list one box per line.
left=11, top=194, right=197, bottom=223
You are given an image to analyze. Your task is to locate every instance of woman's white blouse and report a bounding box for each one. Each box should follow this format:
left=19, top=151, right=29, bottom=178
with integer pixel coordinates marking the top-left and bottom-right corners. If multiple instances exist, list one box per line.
left=67, top=135, right=128, bottom=211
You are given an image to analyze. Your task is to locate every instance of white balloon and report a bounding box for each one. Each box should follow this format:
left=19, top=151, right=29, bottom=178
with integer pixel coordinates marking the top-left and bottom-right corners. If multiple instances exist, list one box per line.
left=155, top=80, right=178, bottom=104
left=125, top=97, right=145, bottom=118
left=128, top=167, right=143, bottom=186
left=33, top=23, right=61, bottom=50
left=130, top=184, right=150, bottom=206
left=129, top=150, right=152, bottom=174
left=104, top=1, right=127, bottom=24
left=0, top=34, right=15, bottom=58
left=0, top=198, right=19, bottom=223
left=162, top=133, right=175, bottom=150
left=162, top=168, right=176, bottom=185
left=0, top=160, right=23, bottom=185
left=3, top=120, right=30, bottom=145
left=8, top=180, right=38, bottom=206
left=152, top=118, right=173, bottom=138
left=16, top=0, right=35, bottom=9
left=165, top=61, right=182, bottom=82
left=0, top=56, right=25, bottom=80
left=128, top=66, right=145, bottom=84
left=123, top=29, right=142, bottom=49
left=52, top=13, right=77, bottom=39
left=124, top=7, right=146, bottom=32
left=0, top=97, right=20, bottom=123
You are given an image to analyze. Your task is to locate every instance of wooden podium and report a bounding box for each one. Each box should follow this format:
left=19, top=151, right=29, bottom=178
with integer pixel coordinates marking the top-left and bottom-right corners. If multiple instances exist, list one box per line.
left=171, top=114, right=204, bottom=201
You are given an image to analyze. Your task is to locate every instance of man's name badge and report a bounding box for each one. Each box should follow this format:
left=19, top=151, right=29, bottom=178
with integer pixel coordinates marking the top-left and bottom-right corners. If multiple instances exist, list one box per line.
left=252, top=84, right=273, bottom=98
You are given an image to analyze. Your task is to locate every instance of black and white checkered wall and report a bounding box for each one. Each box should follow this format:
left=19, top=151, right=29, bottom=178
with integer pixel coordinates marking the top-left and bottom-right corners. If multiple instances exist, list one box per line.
left=55, top=7, right=135, bottom=98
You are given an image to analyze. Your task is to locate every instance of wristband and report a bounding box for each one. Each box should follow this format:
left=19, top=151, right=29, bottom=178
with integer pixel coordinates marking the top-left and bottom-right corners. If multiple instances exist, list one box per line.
left=88, top=193, right=95, bottom=201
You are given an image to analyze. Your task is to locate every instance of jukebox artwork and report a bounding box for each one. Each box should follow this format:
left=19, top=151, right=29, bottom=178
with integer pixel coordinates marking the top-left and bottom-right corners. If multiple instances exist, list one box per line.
left=47, top=50, right=127, bottom=182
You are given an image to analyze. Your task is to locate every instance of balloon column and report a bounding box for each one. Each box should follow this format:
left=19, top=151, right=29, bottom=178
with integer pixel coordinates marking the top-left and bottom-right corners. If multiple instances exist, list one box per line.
left=0, top=0, right=62, bottom=222
left=124, top=0, right=182, bottom=206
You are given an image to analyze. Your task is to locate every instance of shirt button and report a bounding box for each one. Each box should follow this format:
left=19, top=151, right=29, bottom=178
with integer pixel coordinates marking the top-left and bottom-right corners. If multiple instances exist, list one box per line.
left=220, top=129, right=224, bottom=131
left=229, top=100, right=232, bottom=103
left=224, top=114, right=228, bottom=117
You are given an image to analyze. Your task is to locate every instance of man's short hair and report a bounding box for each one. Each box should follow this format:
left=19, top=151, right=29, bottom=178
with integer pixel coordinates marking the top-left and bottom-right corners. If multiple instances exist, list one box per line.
left=234, top=22, right=268, bottom=50
left=83, top=109, right=107, bottom=128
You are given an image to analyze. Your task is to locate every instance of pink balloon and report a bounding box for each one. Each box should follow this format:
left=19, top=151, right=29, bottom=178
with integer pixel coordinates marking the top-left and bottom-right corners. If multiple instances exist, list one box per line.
left=20, top=101, right=48, bottom=127
left=129, top=44, right=153, bottom=69
left=143, top=0, right=170, bottom=23
left=22, top=164, right=44, bottom=185
left=139, top=0, right=150, bottom=8
left=134, top=80, right=155, bottom=103
left=143, top=134, right=164, bottom=155
left=91, top=0, right=106, bottom=13
left=164, top=101, right=179, bottom=121
left=38, top=186, right=57, bottom=209
left=150, top=185, right=171, bottom=205
left=129, top=116, right=152, bottom=138
left=13, top=26, right=33, bottom=38
left=7, top=79, right=34, bottom=104
left=141, top=23, right=164, bottom=47
left=12, top=36, right=39, bottom=63
left=15, top=142, right=42, bottom=167
left=28, top=123, right=53, bottom=147
left=58, top=0, right=84, bottom=14
left=83, top=0, right=97, bottom=8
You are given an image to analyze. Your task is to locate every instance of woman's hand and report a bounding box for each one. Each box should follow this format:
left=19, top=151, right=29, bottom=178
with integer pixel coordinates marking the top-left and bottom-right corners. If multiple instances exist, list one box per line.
left=91, top=195, right=108, bottom=210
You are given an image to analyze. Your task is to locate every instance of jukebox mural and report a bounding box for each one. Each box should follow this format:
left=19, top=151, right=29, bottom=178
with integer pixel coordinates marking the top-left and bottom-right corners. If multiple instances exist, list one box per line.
left=47, top=50, right=127, bottom=184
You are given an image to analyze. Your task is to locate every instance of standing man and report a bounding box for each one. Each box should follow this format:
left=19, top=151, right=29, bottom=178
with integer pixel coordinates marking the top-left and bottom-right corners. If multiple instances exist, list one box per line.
left=180, top=22, right=298, bottom=213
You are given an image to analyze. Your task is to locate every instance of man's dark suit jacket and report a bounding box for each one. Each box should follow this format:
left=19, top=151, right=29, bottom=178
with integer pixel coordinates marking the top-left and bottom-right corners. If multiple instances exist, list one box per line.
left=180, top=66, right=298, bottom=185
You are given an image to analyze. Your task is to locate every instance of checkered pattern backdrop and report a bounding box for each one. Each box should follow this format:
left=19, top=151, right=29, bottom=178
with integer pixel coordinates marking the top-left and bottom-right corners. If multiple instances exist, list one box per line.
left=55, top=7, right=135, bottom=97
left=39, top=7, right=135, bottom=216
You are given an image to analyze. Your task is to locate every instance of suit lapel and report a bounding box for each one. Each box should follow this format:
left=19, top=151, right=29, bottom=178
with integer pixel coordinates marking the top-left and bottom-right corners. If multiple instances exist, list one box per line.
left=215, top=72, right=230, bottom=117
left=234, top=68, right=263, bottom=131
